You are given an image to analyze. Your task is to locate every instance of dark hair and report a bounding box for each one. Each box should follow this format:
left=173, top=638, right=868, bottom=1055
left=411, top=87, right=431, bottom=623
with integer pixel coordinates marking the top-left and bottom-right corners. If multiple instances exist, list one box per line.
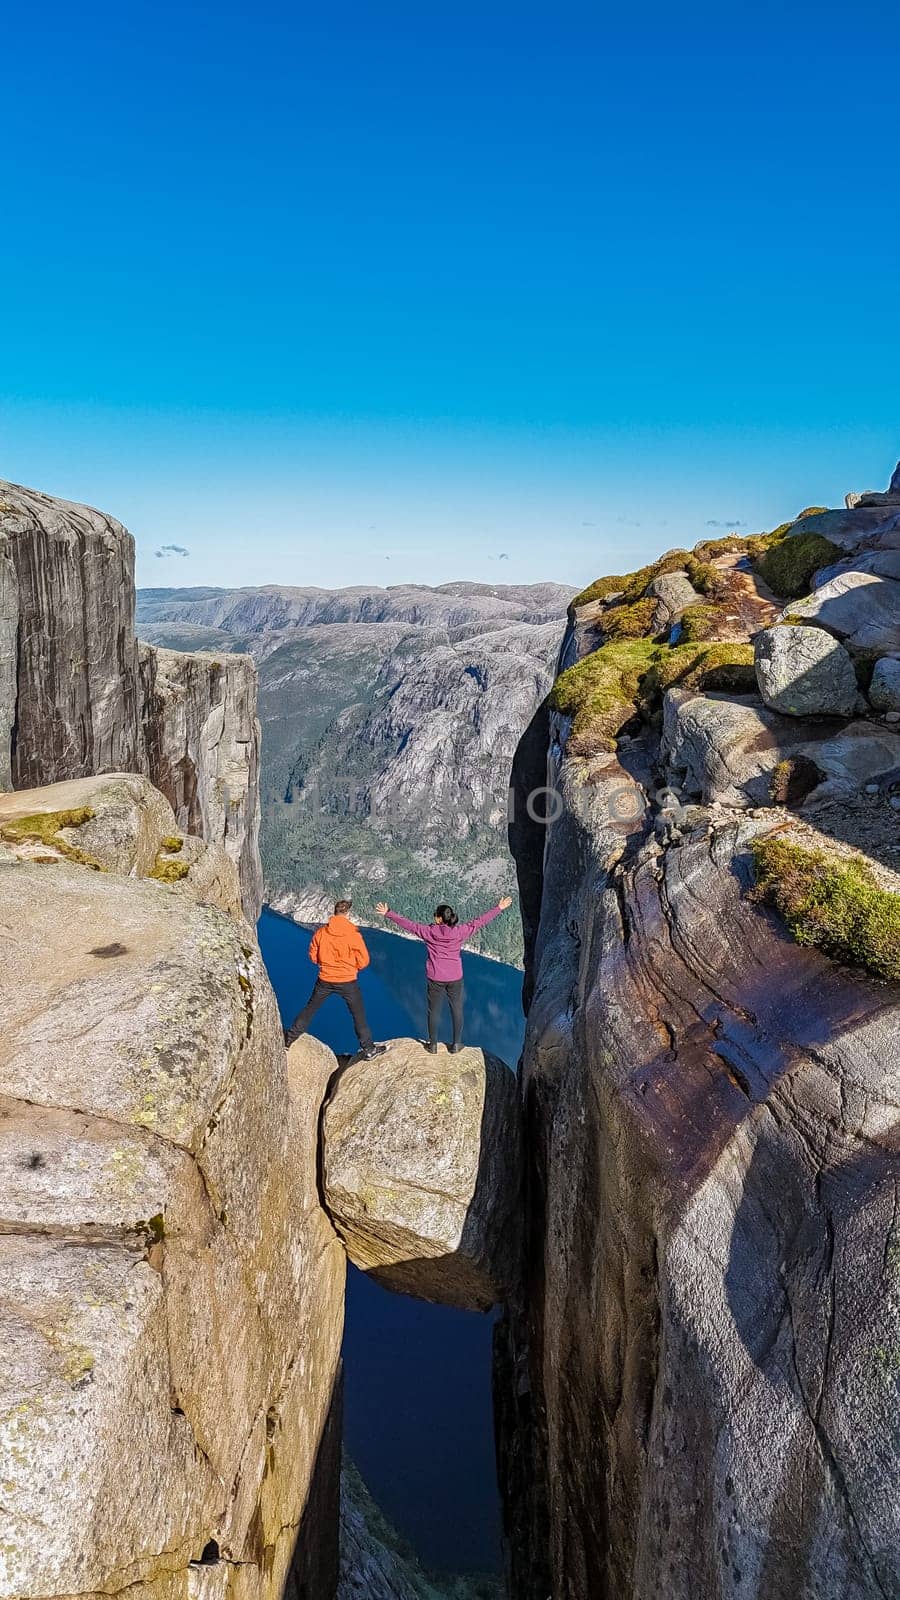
left=334, top=898, right=352, bottom=914
left=434, top=903, right=458, bottom=927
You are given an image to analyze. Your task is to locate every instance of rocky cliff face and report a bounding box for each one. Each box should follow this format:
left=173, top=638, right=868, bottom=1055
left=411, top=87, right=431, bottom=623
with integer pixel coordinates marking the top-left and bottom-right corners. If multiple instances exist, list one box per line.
left=0, top=776, right=345, bottom=1600
left=501, top=465, right=900, bottom=1597
left=0, top=482, right=263, bottom=919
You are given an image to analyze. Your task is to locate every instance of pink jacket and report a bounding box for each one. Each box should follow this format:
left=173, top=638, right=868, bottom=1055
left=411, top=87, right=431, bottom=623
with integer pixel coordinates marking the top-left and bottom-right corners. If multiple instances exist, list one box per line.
left=386, top=906, right=504, bottom=982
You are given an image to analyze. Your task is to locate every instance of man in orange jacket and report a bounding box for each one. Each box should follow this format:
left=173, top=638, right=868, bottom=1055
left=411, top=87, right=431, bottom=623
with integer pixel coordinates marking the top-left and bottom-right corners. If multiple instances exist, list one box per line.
left=284, top=899, right=385, bottom=1058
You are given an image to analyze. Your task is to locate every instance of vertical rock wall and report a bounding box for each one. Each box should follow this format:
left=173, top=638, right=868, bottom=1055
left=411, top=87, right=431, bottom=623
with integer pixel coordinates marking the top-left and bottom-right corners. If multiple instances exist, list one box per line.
left=502, top=503, right=900, bottom=1597
left=0, top=481, right=262, bottom=919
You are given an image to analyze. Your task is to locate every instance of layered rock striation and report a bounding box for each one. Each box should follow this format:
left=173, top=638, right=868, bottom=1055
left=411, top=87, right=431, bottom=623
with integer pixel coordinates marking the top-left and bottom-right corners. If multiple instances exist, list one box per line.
left=0, top=482, right=262, bottom=919
left=501, top=462, right=900, bottom=1598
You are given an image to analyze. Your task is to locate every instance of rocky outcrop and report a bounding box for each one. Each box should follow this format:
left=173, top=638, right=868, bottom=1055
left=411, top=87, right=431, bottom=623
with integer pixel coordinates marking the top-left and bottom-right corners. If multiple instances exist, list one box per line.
left=140, top=645, right=262, bottom=920
left=0, top=831, right=346, bottom=1600
left=501, top=465, right=900, bottom=1598
left=0, top=482, right=262, bottom=920
left=322, top=1039, right=522, bottom=1311
left=0, top=772, right=244, bottom=916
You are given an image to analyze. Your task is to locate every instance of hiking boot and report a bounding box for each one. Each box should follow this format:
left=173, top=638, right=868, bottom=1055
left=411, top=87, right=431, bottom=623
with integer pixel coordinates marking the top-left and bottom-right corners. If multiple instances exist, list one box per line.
left=449, top=1043, right=464, bottom=1054
left=424, top=1042, right=439, bottom=1054
left=362, top=1043, right=387, bottom=1060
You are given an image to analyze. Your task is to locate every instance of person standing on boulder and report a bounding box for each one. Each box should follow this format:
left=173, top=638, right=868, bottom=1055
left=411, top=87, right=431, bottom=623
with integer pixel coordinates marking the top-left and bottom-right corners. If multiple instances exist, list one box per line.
left=284, top=899, right=385, bottom=1058
left=374, top=897, right=513, bottom=1053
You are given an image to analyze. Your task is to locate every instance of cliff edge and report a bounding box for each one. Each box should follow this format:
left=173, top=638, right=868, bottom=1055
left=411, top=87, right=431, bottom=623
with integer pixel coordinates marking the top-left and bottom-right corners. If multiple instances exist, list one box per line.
left=502, top=463, right=900, bottom=1598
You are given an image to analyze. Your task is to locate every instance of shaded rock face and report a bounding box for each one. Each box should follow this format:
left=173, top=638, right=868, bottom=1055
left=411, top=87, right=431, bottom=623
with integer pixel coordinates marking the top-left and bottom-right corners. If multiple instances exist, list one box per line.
left=0, top=846, right=346, bottom=1600
left=322, top=1038, right=522, bottom=1311
left=502, top=475, right=900, bottom=1599
left=0, top=481, right=262, bottom=920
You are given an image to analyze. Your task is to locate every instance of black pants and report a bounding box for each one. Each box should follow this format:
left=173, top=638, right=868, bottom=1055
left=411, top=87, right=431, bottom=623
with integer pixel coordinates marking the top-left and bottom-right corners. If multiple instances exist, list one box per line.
left=427, top=978, right=464, bottom=1047
left=285, top=979, right=374, bottom=1050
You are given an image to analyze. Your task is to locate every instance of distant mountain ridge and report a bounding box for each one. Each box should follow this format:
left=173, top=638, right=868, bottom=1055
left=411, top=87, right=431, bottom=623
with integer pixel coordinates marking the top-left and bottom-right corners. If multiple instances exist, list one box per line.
left=137, top=580, right=576, bottom=634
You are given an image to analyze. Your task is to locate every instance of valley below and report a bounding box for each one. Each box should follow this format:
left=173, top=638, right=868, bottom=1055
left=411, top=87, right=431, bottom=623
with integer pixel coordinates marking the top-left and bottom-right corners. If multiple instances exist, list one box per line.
left=137, top=581, right=575, bottom=964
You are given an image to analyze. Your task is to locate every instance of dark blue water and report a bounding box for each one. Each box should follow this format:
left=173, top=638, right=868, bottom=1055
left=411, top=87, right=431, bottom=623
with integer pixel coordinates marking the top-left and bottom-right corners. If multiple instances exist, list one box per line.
left=257, top=907, right=525, bottom=1574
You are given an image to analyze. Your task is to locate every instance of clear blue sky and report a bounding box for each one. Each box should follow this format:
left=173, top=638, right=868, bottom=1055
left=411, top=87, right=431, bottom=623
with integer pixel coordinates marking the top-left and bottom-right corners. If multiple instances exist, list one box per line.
left=2, top=0, right=898, bottom=589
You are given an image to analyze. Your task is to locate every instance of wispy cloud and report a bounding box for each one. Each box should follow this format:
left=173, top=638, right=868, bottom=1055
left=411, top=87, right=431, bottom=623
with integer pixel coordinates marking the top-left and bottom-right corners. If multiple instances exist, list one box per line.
left=705, top=519, right=746, bottom=529
left=155, top=543, right=190, bottom=558
left=616, top=516, right=642, bottom=527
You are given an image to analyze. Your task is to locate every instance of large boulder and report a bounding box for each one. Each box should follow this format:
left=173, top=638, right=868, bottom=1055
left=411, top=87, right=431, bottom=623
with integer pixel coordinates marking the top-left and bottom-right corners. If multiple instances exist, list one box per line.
left=0, top=481, right=142, bottom=789
left=322, top=1039, right=522, bottom=1311
left=0, top=854, right=345, bottom=1600
left=755, top=624, right=859, bottom=716
left=786, top=568, right=900, bottom=653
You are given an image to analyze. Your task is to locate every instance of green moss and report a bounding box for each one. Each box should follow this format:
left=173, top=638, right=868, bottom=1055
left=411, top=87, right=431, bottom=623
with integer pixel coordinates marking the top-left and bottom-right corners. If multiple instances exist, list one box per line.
left=573, top=574, right=631, bottom=607
left=601, top=597, right=658, bottom=641
left=0, top=807, right=102, bottom=869
left=684, top=556, right=719, bottom=594
left=573, top=550, right=690, bottom=610
left=678, top=603, right=726, bottom=643
left=149, top=854, right=190, bottom=883
left=160, top=835, right=184, bottom=853
left=648, top=642, right=756, bottom=699
left=755, top=532, right=841, bottom=599
left=549, top=638, right=662, bottom=752
left=550, top=636, right=756, bottom=756
left=690, top=534, right=753, bottom=564
left=751, top=834, right=900, bottom=982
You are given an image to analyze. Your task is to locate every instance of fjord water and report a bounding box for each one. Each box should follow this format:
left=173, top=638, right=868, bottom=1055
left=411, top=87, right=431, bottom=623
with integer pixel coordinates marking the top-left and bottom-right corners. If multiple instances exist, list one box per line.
left=257, top=907, right=525, bottom=1574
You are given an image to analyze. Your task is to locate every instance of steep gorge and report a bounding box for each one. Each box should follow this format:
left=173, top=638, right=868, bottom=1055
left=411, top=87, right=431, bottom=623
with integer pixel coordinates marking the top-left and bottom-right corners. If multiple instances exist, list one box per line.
left=3, top=469, right=899, bottom=1600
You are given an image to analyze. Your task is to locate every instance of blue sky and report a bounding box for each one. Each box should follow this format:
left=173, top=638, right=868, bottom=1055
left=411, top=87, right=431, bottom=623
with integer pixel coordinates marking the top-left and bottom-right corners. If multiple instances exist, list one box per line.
left=2, top=0, right=899, bottom=589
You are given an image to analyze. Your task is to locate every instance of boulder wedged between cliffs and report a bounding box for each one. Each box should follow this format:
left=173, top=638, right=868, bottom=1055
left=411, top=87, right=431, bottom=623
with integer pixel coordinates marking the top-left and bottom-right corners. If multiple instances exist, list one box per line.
left=320, top=1037, right=523, bottom=1312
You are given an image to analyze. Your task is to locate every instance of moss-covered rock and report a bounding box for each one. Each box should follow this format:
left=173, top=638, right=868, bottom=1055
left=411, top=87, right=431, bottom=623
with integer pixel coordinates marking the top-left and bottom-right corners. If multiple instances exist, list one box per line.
left=678, top=603, right=728, bottom=643
left=600, top=597, right=658, bottom=641
left=551, top=637, right=756, bottom=756
left=549, top=639, right=662, bottom=752
left=649, top=641, right=757, bottom=699
left=751, top=832, right=900, bottom=982
left=755, top=531, right=842, bottom=599
left=574, top=550, right=690, bottom=610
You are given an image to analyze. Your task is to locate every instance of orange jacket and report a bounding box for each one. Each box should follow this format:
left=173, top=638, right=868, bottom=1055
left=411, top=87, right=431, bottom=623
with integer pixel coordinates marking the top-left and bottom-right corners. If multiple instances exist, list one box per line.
left=309, top=915, right=371, bottom=983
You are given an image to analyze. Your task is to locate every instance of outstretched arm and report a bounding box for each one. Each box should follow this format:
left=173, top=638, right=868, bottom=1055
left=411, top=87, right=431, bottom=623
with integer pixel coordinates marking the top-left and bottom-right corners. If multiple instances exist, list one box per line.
left=457, top=897, right=513, bottom=937
left=376, top=903, right=430, bottom=939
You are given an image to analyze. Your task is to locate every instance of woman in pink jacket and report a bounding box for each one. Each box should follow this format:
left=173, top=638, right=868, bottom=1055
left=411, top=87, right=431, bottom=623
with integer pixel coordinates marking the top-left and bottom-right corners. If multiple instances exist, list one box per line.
left=375, top=896, right=513, bottom=1053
